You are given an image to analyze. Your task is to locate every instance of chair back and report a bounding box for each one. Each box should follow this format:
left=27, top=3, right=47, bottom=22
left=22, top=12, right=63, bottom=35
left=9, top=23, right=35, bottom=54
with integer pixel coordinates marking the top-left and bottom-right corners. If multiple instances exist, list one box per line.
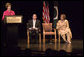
left=42, top=23, right=52, bottom=32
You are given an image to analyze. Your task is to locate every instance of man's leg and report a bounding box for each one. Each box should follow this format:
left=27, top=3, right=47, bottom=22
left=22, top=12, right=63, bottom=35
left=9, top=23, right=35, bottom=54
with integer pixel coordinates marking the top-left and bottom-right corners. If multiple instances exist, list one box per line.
left=35, top=30, right=39, bottom=43
left=29, top=30, right=33, bottom=44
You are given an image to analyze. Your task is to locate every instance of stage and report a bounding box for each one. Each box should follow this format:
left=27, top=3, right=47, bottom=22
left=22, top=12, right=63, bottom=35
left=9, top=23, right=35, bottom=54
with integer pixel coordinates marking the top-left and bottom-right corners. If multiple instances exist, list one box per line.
left=17, top=39, right=83, bottom=56
left=1, top=1, right=83, bottom=56
left=1, top=37, right=83, bottom=56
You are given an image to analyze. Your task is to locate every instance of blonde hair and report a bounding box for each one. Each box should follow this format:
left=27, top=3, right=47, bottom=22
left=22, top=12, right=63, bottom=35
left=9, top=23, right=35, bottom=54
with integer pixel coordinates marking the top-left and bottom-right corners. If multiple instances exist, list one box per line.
left=5, top=2, right=11, bottom=8
left=60, top=14, right=66, bottom=19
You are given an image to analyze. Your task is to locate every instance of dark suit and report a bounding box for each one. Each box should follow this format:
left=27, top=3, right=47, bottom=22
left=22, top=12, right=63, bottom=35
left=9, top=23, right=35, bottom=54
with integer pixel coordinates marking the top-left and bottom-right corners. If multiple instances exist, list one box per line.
left=27, top=19, right=41, bottom=30
left=27, top=19, right=41, bottom=43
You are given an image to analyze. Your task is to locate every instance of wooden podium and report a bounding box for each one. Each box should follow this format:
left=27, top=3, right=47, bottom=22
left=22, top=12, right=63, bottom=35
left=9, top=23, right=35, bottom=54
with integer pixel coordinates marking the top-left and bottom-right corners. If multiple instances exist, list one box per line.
left=4, top=15, right=23, bottom=47
left=4, top=15, right=22, bottom=23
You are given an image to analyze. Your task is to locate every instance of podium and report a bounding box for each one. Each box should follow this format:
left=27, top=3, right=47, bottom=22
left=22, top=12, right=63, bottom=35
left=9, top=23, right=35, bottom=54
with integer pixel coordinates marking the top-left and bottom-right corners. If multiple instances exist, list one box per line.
left=4, top=15, right=23, bottom=47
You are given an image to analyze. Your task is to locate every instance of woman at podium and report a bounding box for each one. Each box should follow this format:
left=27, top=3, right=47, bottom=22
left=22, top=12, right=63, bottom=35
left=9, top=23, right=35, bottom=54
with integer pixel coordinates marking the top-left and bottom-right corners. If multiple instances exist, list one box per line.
left=2, top=2, right=15, bottom=21
left=1, top=2, right=16, bottom=47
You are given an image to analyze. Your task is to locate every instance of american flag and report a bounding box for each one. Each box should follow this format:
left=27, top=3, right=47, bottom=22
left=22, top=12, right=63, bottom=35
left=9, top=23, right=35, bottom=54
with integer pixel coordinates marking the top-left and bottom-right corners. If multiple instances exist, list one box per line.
left=43, top=1, right=50, bottom=23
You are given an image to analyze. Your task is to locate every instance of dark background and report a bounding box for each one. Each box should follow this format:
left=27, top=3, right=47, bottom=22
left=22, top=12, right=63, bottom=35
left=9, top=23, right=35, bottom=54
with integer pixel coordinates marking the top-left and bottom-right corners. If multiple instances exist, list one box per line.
left=1, top=1, right=83, bottom=39
left=58, top=1, right=83, bottom=39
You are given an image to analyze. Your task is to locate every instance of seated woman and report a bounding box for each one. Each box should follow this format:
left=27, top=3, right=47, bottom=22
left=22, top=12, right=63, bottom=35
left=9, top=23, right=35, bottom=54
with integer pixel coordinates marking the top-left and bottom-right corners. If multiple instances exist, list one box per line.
left=56, top=14, right=72, bottom=43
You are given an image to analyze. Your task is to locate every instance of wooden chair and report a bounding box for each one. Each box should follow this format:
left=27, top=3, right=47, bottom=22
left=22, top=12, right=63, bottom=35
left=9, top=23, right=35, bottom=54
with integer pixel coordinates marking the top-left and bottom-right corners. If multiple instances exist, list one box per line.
left=42, top=23, right=56, bottom=43
left=27, top=23, right=41, bottom=48
left=57, top=28, right=72, bottom=43
left=27, top=30, right=41, bottom=43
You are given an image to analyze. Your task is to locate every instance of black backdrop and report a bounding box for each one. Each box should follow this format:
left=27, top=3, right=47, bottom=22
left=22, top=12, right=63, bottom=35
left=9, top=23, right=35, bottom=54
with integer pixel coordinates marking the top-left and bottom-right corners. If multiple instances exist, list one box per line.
left=1, top=1, right=83, bottom=39
left=58, top=1, right=83, bottom=39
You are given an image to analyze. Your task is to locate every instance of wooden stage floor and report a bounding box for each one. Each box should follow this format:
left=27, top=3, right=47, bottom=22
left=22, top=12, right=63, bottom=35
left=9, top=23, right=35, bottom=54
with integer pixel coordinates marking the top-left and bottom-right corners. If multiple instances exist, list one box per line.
left=1, top=38, right=83, bottom=56
left=18, top=39, right=83, bottom=53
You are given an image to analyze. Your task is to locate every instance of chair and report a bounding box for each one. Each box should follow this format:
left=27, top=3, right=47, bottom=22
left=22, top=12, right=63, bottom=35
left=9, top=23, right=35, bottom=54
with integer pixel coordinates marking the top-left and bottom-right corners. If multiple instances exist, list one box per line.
left=57, top=27, right=72, bottom=43
left=42, top=23, right=56, bottom=43
left=27, top=23, right=41, bottom=48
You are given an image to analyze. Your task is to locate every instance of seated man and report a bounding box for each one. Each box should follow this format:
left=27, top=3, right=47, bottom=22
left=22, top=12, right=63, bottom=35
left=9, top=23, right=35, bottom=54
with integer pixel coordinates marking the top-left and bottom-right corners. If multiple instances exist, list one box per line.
left=27, top=13, right=41, bottom=43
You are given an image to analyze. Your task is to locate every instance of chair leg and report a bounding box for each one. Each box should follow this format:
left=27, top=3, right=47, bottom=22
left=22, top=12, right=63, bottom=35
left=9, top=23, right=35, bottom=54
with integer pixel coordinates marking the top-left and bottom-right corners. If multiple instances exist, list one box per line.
left=58, top=41, right=60, bottom=51
left=43, top=33, right=45, bottom=44
left=43, top=41, right=45, bottom=51
left=27, top=32, right=30, bottom=48
left=55, top=34, right=56, bottom=43
left=39, top=33, right=41, bottom=44
left=58, top=34, right=60, bottom=42
left=39, top=33, right=41, bottom=50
